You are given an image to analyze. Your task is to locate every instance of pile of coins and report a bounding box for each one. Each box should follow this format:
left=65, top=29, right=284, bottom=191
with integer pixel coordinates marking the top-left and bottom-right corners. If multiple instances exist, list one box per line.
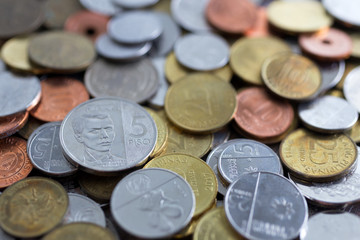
left=1, top=0, right=360, bottom=239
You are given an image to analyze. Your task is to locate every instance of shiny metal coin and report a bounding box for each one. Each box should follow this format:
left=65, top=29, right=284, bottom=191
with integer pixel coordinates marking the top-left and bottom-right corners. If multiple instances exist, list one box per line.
left=113, top=0, right=158, bottom=9
left=344, top=66, right=360, bottom=113
left=298, top=96, right=358, bottom=133
left=80, top=0, right=122, bottom=16
left=60, top=97, right=157, bottom=175
left=316, top=60, right=345, bottom=95
left=148, top=57, right=168, bottom=108
left=110, top=168, right=195, bottom=239
left=323, top=0, right=360, bottom=27
left=225, top=172, right=308, bottom=240
left=27, top=122, right=78, bottom=177
left=211, top=126, right=231, bottom=150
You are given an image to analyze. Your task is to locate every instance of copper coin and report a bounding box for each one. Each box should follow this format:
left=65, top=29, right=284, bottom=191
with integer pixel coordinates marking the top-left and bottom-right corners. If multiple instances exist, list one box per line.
left=245, top=7, right=269, bottom=37
left=30, top=77, right=89, bottom=122
left=299, top=28, right=352, bottom=61
left=0, top=137, right=33, bottom=188
left=206, top=0, right=257, bottom=34
left=65, top=10, right=109, bottom=42
left=0, top=112, right=28, bottom=139
left=234, top=87, right=294, bottom=139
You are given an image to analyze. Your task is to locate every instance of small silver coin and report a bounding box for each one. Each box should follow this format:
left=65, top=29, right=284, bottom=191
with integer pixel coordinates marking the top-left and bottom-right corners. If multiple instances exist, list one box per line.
left=96, top=34, right=152, bottom=61
left=85, top=58, right=159, bottom=103
left=79, top=0, right=122, bottom=16
left=148, top=57, right=168, bottom=108
left=60, top=97, right=157, bottom=175
left=108, top=11, right=162, bottom=44
left=174, top=33, right=229, bottom=71
left=225, top=172, right=308, bottom=240
left=113, top=0, right=159, bottom=9
left=171, top=0, right=213, bottom=32
left=302, top=212, right=360, bottom=240
left=27, top=122, right=78, bottom=177
left=219, top=139, right=282, bottom=184
left=298, top=95, right=358, bottom=133
left=0, top=72, right=41, bottom=117
left=344, top=66, right=360, bottom=113
left=110, top=168, right=195, bottom=239
left=64, top=193, right=106, bottom=227
left=323, top=0, right=360, bottom=27
left=211, top=126, right=231, bottom=150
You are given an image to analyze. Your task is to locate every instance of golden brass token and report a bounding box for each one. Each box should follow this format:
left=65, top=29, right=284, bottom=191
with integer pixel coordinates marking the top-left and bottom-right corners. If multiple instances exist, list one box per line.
left=262, top=53, right=322, bottom=101
left=145, top=108, right=168, bottom=158
left=165, top=73, right=237, bottom=133
left=267, top=1, right=333, bottom=34
left=0, top=177, right=68, bottom=238
left=165, top=52, right=233, bottom=84
left=280, top=129, right=358, bottom=182
left=326, top=89, right=345, bottom=98
left=144, top=153, right=218, bottom=218
left=350, top=33, right=360, bottom=59
left=28, top=31, right=95, bottom=73
left=346, top=119, right=360, bottom=143
left=230, top=37, right=291, bottom=85
left=43, top=222, right=116, bottom=240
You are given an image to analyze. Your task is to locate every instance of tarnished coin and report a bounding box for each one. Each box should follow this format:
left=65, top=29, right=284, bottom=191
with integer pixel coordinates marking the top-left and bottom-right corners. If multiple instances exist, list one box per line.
left=27, top=122, right=77, bottom=177
left=111, top=168, right=195, bottom=239
left=225, top=172, right=308, bottom=240
left=0, top=112, right=28, bottom=139
left=113, top=0, right=159, bottom=9
left=145, top=108, right=168, bottom=158
left=174, top=33, right=229, bottom=71
left=344, top=66, right=360, bottom=113
left=44, top=0, right=83, bottom=29
left=298, top=96, right=358, bottom=133
left=60, top=97, right=157, bottom=175
left=0, top=177, right=68, bottom=238
left=80, top=0, right=122, bottom=16
left=323, top=0, right=360, bottom=28
left=0, top=72, right=41, bottom=117
left=18, top=116, right=44, bottom=140
left=85, top=58, right=158, bottom=103
left=148, top=57, right=168, bottom=108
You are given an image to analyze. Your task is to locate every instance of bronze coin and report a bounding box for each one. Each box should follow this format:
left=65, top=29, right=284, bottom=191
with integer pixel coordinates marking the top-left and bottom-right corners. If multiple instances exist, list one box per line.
left=0, top=112, right=28, bottom=139
left=299, top=28, right=352, bottom=61
left=0, top=136, right=33, bottom=188
left=65, top=10, right=109, bottom=42
left=30, top=77, right=89, bottom=122
left=245, top=7, right=269, bottom=38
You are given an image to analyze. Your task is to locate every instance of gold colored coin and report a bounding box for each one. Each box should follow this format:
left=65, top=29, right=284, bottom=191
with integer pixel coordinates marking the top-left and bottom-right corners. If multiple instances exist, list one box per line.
left=350, top=33, right=360, bottom=59
left=326, top=89, right=345, bottom=98
left=165, top=52, right=233, bottom=84
left=144, top=153, right=218, bottom=217
left=28, top=31, right=95, bottom=73
left=280, top=129, right=357, bottom=182
left=267, top=1, right=333, bottom=34
left=17, top=116, right=44, bottom=139
left=262, top=53, right=322, bottom=101
left=346, top=119, right=360, bottom=143
left=165, top=73, right=237, bottom=133
left=336, top=61, right=358, bottom=90
left=43, top=222, right=116, bottom=240
left=150, top=0, right=171, bottom=14
left=145, top=108, right=168, bottom=158
left=0, top=177, right=68, bottom=238
left=230, top=37, right=291, bottom=85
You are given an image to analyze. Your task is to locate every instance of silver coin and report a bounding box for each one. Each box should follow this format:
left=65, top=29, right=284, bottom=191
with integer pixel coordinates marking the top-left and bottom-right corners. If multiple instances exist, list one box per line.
left=344, top=66, right=360, bottom=113
left=79, top=0, right=122, bottom=16
left=0, top=228, right=14, bottom=240
left=225, top=172, right=308, bottom=240
left=302, top=212, right=360, bottom=240
left=85, top=58, right=159, bottom=103
left=110, top=168, right=195, bottom=239
left=149, top=12, right=181, bottom=57
left=0, top=59, right=6, bottom=72
left=64, top=193, right=106, bottom=227
left=211, top=126, right=231, bottom=150
left=113, top=0, right=158, bottom=9
left=96, top=34, right=152, bottom=61
left=298, top=95, right=358, bottom=133
left=219, top=139, right=282, bottom=184
left=171, top=0, right=213, bottom=32
left=147, top=57, right=168, bottom=108
left=27, top=122, right=78, bottom=177
left=323, top=0, right=360, bottom=27
left=316, top=60, right=345, bottom=95
left=108, top=11, right=162, bottom=44
left=56, top=176, right=84, bottom=195
left=0, top=72, right=41, bottom=117
left=60, top=97, right=157, bottom=175
left=174, top=33, right=229, bottom=71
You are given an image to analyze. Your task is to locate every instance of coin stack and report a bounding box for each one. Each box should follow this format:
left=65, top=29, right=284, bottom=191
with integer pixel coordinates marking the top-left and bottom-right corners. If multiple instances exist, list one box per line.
left=1, top=0, right=360, bottom=239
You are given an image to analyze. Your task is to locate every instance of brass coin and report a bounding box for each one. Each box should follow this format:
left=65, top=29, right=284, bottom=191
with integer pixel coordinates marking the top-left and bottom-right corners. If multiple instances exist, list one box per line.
left=0, top=177, right=69, bottom=238
left=267, top=1, right=333, bottom=34
left=43, top=222, right=116, bottom=240
left=346, top=119, right=360, bottom=143
left=165, top=52, right=233, bottom=84
left=262, top=53, right=322, bottom=101
left=145, top=108, right=168, bottom=158
left=144, top=153, right=218, bottom=218
left=350, top=33, right=360, bottom=59
left=165, top=73, right=237, bottom=133
left=28, top=31, right=95, bottom=73
left=326, top=89, right=345, bottom=99
left=280, top=129, right=358, bottom=182
left=230, top=37, right=291, bottom=85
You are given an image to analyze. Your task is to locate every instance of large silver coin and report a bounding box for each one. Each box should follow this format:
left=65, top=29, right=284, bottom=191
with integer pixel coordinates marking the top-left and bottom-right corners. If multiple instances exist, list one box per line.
left=219, top=139, right=282, bottom=184
left=27, top=122, right=78, bottom=177
left=0, top=72, right=41, bottom=117
left=344, top=66, right=360, bottom=113
left=110, top=168, right=195, bottom=239
left=148, top=57, right=168, bottom=108
left=225, top=172, right=308, bottom=240
left=79, top=0, right=122, bottom=16
left=323, top=0, right=360, bottom=27
left=113, top=0, right=158, bottom=9
left=108, top=11, right=162, bottom=44
left=85, top=58, right=159, bottom=103
left=174, top=33, right=229, bottom=71
left=64, top=193, right=106, bottom=227
left=298, top=95, right=358, bottom=133
left=60, top=97, right=157, bottom=175
left=302, top=212, right=360, bottom=240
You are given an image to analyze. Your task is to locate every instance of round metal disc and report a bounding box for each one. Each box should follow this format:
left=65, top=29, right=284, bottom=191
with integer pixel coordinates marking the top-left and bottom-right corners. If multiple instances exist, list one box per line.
left=344, top=66, right=360, bottom=113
